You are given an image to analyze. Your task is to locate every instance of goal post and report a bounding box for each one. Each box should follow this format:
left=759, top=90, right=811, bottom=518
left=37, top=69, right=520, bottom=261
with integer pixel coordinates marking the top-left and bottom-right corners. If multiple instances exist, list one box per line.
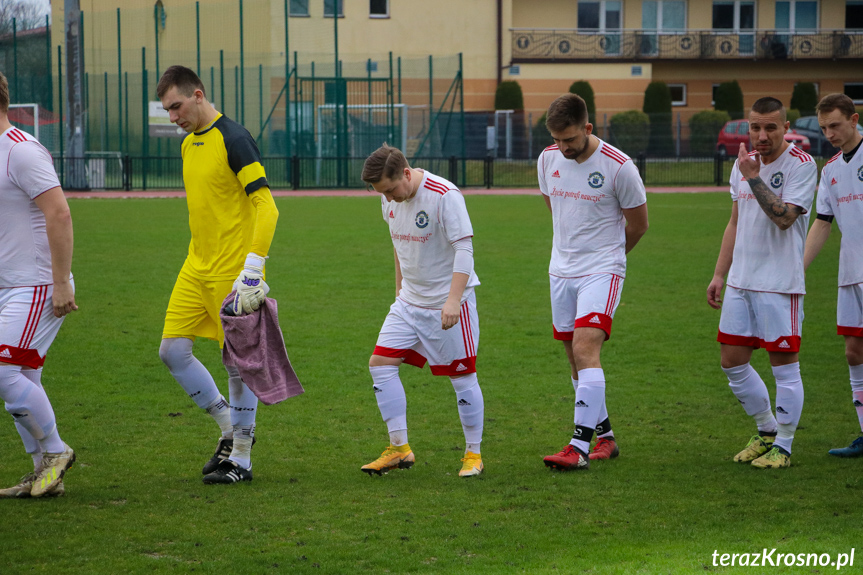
left=8, top=103, right=62, bottom=154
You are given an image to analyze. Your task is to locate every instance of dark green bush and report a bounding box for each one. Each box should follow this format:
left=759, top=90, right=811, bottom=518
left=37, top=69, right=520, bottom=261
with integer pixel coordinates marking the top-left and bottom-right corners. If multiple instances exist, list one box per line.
left=790, top=83, right=818, bottom=117
left=689, top=110, right=731, bottom=155
left=715, top=80, right=744, bottom=120
left=643, top=81, right=673, bottom=155
left=609, top=110, right=650, bottom=156
left=532, top=112, right=553, bottom=151
left=495, top=81, right=524, bottom=110
left=568, top=80, right=596, bottom=123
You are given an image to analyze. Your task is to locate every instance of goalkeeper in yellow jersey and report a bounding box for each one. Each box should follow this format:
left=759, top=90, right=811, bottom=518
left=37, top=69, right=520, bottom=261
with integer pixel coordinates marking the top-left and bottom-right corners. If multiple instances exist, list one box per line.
left=156, top=65, right=279, bottom=485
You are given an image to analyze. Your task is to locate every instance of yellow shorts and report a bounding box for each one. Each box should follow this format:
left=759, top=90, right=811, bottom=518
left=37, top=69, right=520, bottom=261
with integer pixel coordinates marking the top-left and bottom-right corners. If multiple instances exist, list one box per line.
left=162, top=267, right=234, bottom=346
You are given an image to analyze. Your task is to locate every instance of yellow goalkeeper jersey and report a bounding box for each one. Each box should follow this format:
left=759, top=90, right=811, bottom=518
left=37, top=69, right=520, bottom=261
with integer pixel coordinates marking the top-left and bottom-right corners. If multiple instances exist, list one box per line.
left=180, top=113, right=270, bottom=280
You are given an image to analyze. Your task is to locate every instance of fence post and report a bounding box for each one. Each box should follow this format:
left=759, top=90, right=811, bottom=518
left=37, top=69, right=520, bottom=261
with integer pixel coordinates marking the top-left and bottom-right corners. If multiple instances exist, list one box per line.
left=291, top=156, right=300, bottom=190
left=714, top=153, right=723, bottom=186
left=484, top=156, right=493, bottom=189
left=449, top=156, right=458, bottom=183
left=637, top=152, right=646, bottom=183
left=123, top=155, right=130, bottom=191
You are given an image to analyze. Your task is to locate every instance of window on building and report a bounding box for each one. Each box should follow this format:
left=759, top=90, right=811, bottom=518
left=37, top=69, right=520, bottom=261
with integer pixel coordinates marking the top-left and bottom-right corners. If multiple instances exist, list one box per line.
left=370, top=0, right=388, bottom=18
left=845, top=83, right=863, bottom=104
left=847, top=1, right=863, bottom=29
left=669, top=84, right=687, bottom=106
left=290, top=0, right=309, bottom=16
left=712, top=84, right=719, bottom=106
left=578, top=1, right=622, bottom=54
left=643, top=1, right=686, bottom=30
left=324, top=0, right=344, bottom=18
left=712, top=1, right=755, bottom=29
left=775, top=1, right=818, bottom=30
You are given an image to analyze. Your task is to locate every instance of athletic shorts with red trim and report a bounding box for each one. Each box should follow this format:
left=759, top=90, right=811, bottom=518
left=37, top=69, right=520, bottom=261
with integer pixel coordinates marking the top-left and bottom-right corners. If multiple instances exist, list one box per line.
left=837, top=283, right=863, bottom=338
left=718, top=286, right=803, bottom=352
left=550, top=273, right=623, bottom=341
left=373, top=292, right=479, bottom=377
left=0, top=283, right=70, bottom=369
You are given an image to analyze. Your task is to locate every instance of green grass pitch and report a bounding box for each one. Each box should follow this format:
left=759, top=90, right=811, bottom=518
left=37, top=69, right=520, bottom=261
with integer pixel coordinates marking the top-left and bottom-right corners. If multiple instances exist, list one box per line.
left=0, top=193, right=858, bottom=574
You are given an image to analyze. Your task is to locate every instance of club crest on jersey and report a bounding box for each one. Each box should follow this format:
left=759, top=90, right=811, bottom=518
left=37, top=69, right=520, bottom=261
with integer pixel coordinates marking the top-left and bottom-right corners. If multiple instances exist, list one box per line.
left=858, top=165, right=863, bottom=181
left=415, top=210, right=429, bottom=229
left=587, top=171, right=605, bottom=189
left=769, top=172, right=784, bottom=189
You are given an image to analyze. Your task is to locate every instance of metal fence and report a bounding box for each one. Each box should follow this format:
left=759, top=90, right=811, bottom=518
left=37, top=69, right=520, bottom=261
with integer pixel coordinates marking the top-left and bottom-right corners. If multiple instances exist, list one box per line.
left=58, top=153, right=824, bottom=191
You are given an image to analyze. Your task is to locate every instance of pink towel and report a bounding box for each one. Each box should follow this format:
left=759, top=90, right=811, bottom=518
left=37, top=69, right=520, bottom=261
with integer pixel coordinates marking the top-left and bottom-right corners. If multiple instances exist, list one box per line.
left=220, top=293, right=304, bottom=405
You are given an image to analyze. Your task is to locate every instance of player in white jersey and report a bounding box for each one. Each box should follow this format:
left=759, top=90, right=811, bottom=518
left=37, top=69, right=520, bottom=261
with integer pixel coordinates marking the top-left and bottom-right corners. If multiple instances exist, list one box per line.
left=359, top=144, right=485, bottom=478
left=803, top=93, right=863, bottom=457
left=707, top=97, right=817, bottom=469
left=0, top=71, right=77, bottom=498
left=538, top=94, right=649, bottom=471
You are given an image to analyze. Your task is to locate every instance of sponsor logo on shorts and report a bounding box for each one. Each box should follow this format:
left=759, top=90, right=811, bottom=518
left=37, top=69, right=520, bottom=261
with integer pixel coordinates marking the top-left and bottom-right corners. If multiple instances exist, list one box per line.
left=770, top=172, right=784, bottom=189
left=552, top=170, right=560, bottom=178
left=589, top=315, right=602, bottom=324
left=457, top=398, right=471, bottom=406
left=415, top=210, right=429, bottom=229
left=777, top=340, right=791, bottom=349
left=776, top=406, right=789, bottom=415
left=588, top=171, right=605, bottom=189
left=575, top=400, right=589, bottom=407
left=456, top=363, right=467, bottom=372
left=0, top=348, right=11, bottom=359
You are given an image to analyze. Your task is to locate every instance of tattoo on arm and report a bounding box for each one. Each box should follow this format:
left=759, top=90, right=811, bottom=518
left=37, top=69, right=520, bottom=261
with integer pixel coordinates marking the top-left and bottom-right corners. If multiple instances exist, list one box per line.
left=747, top=177, right=788, bottom=218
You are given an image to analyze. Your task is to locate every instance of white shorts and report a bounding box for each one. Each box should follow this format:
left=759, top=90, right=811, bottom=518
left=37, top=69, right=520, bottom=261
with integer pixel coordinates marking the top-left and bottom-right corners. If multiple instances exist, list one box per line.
left=550, top=273, right=623, bottom=341
left=718, top=286, right=803, bottom=352
left=0, top=283, right=70, bottom=369
left=837, top=283, right=863, bottom=337
left=373, top=293, right=479, bottom=376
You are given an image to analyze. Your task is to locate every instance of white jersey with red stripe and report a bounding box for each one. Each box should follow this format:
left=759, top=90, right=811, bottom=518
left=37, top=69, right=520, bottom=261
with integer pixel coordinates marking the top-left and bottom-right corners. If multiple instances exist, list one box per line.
left=0, top=126, right=63, bottom=288
left=537, top=138, right=647, bottom=279
left=815, top=146, right=863, bottom=287
left=727, top=144, right=816, bottom=294
left=381, top=170, right=480, bottom=308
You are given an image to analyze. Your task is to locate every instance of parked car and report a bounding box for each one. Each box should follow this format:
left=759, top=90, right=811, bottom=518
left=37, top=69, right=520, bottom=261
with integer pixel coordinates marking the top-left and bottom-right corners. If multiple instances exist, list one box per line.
left=793, top=115, right=863, bottom=157
left=716, top=119, right=811, bottom=157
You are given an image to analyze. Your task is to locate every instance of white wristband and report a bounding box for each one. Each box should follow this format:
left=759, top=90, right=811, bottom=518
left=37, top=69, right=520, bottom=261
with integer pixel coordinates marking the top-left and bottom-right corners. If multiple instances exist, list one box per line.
left=244, top=253, right=267, bottom=270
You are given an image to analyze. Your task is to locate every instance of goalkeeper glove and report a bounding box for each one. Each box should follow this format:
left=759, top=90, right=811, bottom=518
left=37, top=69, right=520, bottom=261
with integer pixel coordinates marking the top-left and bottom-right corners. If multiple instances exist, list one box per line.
left=232, top=253, right=270, bottom=314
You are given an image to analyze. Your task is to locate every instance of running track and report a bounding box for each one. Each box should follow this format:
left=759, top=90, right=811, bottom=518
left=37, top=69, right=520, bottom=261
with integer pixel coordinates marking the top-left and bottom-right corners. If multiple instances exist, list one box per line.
left=65, top=186, right=725, bottom=199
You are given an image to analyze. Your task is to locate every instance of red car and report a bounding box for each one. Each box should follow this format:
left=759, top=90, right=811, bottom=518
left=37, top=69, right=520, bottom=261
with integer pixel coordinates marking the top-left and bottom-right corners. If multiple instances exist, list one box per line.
left=716, top=119, right=811, bottom=157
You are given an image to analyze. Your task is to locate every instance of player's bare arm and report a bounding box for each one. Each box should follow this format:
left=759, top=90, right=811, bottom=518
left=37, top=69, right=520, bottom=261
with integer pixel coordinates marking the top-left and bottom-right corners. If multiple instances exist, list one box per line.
left=442, top=272, right=470, bottom=330
left=33, top=187, right=77, bottom=318
left=803, top=218, right=832, bottom=271
left=707, top=203, right=738, bottom=309
left=737, top=143, right=803, bottom=230
left=622, top=203, right=649, bottom=254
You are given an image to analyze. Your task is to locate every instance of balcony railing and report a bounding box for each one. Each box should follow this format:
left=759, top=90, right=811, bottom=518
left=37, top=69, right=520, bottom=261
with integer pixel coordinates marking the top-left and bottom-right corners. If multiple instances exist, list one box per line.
left=511, top=28, right=863, bottom=61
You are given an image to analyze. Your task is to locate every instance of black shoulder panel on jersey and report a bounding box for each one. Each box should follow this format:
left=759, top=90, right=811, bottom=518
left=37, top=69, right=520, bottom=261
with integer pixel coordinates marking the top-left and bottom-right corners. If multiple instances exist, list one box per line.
left=216, top=115, right=264, bottom=176
left=816, top=213, right=834, bottom=223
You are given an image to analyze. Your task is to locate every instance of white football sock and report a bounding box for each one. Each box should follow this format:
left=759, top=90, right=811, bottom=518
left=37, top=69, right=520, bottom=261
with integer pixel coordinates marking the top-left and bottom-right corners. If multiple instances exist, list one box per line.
left=159, top=338, right=221, bottom=409
left=229, top=424, right=255, bottom=469
left=16, top=369, right=43, bottom=461
left=850, top=364, right=863, bottom=433
left=571, top=368, right=605, bottom=454
left=227, top=365, right=258, bottom=427
left=773, top=362, right=803, bottom=454
left=723, top=363, right=776, bottom=434
left=204, top=395, right=233, bottom=438
left=451, top=372, right=484, bottom=452
left=0, top=364, right=64, bottom=453
left=370, top=365, right=408, bottom=445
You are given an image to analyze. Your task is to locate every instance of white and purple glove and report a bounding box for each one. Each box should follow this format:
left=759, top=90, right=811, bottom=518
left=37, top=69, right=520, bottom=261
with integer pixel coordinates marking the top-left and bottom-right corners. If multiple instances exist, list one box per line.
left=232, top=253, right=269, bottom=314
